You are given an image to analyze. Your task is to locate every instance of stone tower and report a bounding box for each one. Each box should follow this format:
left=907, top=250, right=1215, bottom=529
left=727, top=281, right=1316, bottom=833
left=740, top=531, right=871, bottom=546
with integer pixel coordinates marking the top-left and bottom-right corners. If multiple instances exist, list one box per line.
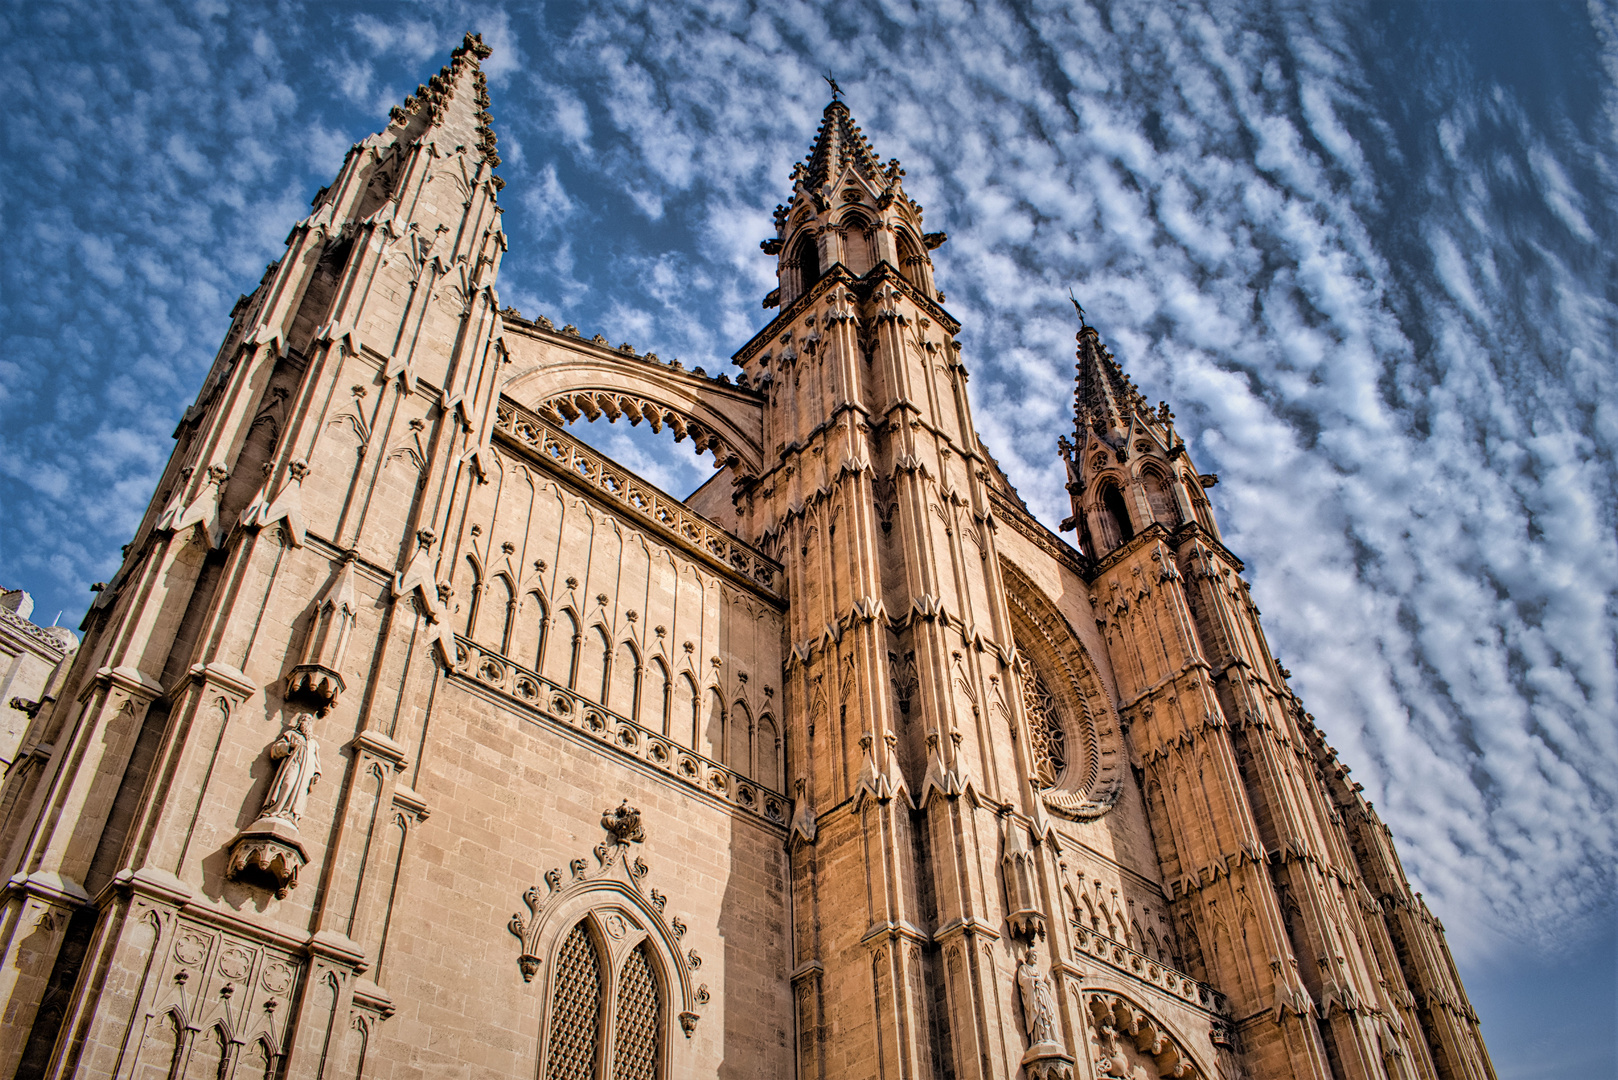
left=0, top=38, right=1494, bottom=1080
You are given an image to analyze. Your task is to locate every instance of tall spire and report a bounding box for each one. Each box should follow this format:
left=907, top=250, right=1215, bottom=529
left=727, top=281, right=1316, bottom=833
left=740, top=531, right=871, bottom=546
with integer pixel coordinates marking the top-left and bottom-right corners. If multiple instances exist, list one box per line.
left=762, top=94, right=942, bottom=308
left=797, top=97, right=895, bottom=192
left=384, top=32, right=503, bottom=180
left=1071, top=304, right=1151, bottom=441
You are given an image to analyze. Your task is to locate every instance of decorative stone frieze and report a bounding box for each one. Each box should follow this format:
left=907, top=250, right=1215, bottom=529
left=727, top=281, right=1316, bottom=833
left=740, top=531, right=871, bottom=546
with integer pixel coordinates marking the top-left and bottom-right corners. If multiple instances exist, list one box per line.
left=451, top=637, right=788, bottom=827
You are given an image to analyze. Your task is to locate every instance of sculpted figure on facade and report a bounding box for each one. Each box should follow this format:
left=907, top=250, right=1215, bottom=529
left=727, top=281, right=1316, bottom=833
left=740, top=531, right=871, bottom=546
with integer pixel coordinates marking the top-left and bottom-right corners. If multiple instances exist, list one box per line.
left=259, top=711, right=321, bottom=825
left=1017, top=946, right=1061, bottom=1047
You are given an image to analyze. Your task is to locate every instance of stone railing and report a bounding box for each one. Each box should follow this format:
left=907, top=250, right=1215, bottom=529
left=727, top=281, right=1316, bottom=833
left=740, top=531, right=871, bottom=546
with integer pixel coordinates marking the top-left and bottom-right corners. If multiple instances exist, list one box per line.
left=492, top=398, right=781, bottom=595
left=451, top=636, right=789, bottom=828
left=1071, top=923, right=1231, bottom=1016
left=0, top=607, right=74, bottom=656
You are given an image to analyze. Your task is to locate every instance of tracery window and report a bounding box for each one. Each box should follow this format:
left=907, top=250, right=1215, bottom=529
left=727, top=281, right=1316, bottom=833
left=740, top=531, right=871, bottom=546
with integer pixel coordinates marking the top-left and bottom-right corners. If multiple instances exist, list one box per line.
left=1021, top=662, right=1068, bottom=788
left=544, top=918, right=665, bottom=1080
left=613, top=944, right=661, bottom=1080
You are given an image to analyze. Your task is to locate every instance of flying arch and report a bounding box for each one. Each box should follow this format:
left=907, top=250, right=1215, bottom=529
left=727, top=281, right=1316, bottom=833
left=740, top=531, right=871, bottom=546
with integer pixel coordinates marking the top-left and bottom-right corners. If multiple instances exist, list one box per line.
left=501, top=323, right=766, bottom=479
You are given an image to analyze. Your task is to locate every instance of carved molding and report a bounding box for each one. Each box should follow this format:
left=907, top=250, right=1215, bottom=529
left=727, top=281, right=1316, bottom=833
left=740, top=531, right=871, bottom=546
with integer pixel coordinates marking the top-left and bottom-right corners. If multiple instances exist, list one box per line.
left=451, top=637, right=788, bottom=827
left=508, top=809, right=704, bottom=1042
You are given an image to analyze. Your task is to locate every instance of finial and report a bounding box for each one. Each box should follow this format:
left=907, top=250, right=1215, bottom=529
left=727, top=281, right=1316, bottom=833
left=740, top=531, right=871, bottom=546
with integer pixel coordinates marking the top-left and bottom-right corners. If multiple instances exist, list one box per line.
left=824, top=75, right=843, bottom=102
left=1068, top=290, right=1088, bottom=328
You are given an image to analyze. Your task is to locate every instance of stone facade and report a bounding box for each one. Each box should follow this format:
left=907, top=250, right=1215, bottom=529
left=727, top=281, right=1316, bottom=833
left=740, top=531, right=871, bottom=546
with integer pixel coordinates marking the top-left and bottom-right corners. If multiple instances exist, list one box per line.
left=0, top=35, right=1495, bottom=1080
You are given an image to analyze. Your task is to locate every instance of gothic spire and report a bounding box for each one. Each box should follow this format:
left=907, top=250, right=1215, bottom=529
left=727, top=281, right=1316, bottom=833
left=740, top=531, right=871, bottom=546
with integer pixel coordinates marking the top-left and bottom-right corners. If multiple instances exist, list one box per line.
left=795, top=97, right=896, bottom=192
left=1071, top=302, right=1151, bottom=440
left=763, top=94, right=939, bottom=307
left=384, top=32, right=502, bottom=178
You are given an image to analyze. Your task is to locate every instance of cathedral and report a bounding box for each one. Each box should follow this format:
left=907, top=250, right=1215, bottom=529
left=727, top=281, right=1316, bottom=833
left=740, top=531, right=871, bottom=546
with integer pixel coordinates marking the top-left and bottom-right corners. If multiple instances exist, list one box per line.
left=0, top=35, right=1496, bottom=1080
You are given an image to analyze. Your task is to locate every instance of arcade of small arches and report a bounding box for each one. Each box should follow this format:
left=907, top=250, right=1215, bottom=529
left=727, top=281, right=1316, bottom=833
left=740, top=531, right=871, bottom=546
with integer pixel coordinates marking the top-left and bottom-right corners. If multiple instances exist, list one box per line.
left=499, top=330, right=768, bottom=482
left=1083, top=454, right=1216, bottom=558
left=534, top=389, right=753, bottom=478
left=1067, top=877, right=1182, bottom=973
left=124, top=1011, right=282, bottom=1080
left=779, top=206, right=934, bottom=307
left=451, top=562, right=782, bottom=793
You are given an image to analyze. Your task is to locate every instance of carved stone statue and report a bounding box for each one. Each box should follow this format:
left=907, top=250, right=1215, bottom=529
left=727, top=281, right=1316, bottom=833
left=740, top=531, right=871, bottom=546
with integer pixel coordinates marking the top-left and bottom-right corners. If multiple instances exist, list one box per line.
left=260, top=712, right=321, bottom=824
left=1018, top=946, right=1061, bottom=1047
left=227, top=712, right=322, bottom=898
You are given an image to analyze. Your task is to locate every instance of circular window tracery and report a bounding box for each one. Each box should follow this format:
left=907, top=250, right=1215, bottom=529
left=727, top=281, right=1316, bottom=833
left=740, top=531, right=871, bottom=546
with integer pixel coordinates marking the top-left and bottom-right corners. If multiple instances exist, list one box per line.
left=1003, top=560, right=1125, bottom=820
left=1022, top=665, right=1068, bottom=788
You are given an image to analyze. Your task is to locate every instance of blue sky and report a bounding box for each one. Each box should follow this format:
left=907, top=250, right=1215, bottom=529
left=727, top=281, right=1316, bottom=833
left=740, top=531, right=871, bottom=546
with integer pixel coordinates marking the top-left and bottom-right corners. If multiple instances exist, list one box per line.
left=1, top=2, right=1613, bottom=1075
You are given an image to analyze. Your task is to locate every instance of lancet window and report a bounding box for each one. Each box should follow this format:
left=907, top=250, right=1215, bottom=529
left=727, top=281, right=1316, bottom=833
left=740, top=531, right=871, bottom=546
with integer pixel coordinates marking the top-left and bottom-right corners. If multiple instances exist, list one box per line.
left=794, top=232, right=821, bottom=297
left=1099, top=481, right=1134, bottom=549
left=1143, top=469, right=1180, bottom=527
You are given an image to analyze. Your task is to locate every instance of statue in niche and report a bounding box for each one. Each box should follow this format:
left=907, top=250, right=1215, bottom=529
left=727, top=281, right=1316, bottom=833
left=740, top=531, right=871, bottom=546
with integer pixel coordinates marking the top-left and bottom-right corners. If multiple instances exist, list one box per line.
left=1018, top=946, right=1060, bottom=1046
left=259, top=712, right=321, bottom=824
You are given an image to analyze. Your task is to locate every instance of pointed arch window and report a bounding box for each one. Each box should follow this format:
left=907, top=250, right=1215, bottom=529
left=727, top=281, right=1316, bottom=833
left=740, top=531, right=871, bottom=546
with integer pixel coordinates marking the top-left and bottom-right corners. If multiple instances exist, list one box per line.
left=1099, top=481, right=1134, bottom=549
left=457, top=555, right=482, bottom=636
left=757, top=713, right=781, bottom=790
left=840, top=210, right=874, bottom=276
left=543, top=919, right=665, bottom=1080
left=794, top=232, right=821, bottom=296
left=645, top=658, right=671, bottom=735
left=728, top=701, right=753, bottom=778
left=702, top=688, right=725, bottom=762
left=518, top=590, right=549, bottom=672
left=613, top=944, right=662, bottom=1080
left=895, top=232, right=925, bottom=290
left=674, top=674, right=699, bottom=749
left=479, top=574, right=515, bottom=652
left=1143, top=470, right=1180, bottom=528
left=610, top=639, right=641, bottom=718
left=546, top=922, right=602, bottom=1080
left=579, top=626, right=612, bottom=703
left=547, top=609, right=581, bottom=690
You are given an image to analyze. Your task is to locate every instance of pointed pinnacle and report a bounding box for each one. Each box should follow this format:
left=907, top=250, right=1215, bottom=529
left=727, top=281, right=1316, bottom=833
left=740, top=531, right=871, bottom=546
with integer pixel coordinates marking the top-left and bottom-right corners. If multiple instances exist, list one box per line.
left=797, top=97, right=888, bottom=192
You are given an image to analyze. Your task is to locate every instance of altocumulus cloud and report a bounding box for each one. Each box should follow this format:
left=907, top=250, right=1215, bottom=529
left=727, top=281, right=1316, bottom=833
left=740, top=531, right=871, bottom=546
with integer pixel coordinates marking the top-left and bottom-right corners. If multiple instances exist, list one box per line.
left=1, top=2, right=1613, bottom=1077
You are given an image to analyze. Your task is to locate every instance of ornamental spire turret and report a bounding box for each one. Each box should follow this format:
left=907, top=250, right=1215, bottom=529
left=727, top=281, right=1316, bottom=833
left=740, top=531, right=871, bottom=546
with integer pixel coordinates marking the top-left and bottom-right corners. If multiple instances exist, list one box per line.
left=384, top=32, right=502, bottom=176
left=1070, top=297, right=1152, bottom=442
left=760, top=95, right=946, bottom=309
left=1059, top=301, right=1219, bottom=558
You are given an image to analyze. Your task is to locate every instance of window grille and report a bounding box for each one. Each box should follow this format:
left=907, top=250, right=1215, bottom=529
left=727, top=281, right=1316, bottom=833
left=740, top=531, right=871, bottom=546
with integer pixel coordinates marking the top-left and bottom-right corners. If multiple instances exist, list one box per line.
left=546, top=922, right=602, bottom=1080
left=613, top=943, right=662, bottom=1080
